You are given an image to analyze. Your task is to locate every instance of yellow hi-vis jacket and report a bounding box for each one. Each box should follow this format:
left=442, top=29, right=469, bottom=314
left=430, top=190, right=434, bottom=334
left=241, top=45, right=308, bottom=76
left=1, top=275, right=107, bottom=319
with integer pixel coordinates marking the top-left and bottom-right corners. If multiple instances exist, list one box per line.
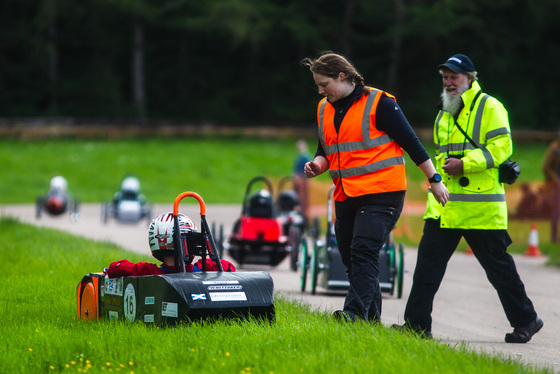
left=317, top=87, right=406, bottom=202
left=424, top=80, right=512, bottom=229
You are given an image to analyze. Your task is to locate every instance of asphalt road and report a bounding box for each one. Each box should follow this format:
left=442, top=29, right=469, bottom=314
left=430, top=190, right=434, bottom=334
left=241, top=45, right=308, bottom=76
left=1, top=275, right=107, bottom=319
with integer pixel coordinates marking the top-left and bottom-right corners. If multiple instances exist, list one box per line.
left=1, top=203, right=558, bottom=373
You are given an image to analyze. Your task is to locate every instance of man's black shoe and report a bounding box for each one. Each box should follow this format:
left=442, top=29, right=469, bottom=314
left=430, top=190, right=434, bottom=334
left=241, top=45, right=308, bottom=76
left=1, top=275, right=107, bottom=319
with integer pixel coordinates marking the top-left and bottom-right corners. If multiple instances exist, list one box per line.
left=505, top=317, right=543, bottom=343
left=333, top=310, right=356, bottom=323
left=391, top=323, right=432, bottom=339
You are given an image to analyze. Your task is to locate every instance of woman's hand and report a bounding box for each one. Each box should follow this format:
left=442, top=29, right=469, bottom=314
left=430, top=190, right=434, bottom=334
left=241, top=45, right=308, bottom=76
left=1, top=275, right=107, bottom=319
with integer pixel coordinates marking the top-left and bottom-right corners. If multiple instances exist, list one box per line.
left=430, top=182, right=449, bottom=206
left=304, top=156, right=328, bottom=178
left=304, top=161, right=322, bottom=178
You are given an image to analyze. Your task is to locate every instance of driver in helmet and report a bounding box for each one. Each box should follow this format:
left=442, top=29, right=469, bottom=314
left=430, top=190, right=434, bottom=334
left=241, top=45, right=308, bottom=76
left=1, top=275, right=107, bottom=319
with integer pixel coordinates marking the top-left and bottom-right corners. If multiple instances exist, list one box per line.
left=106, top=212, right=235, bottom=277
left=248, top=189, right=273, bottom=218
left=45, top=176, right=69, bottom=214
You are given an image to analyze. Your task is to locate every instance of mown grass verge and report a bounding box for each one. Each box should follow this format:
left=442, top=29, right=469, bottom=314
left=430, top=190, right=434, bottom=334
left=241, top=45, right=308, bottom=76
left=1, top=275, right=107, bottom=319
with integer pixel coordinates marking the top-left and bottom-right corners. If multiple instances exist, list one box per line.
left=0, top=217, right=551, bottom=373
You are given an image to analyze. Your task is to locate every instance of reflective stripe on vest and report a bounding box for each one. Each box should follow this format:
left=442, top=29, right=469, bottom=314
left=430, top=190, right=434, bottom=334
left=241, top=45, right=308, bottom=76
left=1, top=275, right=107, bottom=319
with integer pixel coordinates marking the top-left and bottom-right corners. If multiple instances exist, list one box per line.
left=317, top=88, right=406, bottom=200
left=448, top=193, right=506, bottom=202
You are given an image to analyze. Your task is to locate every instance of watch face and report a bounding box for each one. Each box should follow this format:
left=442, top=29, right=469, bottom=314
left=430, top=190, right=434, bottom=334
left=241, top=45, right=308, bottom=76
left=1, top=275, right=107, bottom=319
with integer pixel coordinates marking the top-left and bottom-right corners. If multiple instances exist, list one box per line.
left=430, top=173, right=442, bottom=183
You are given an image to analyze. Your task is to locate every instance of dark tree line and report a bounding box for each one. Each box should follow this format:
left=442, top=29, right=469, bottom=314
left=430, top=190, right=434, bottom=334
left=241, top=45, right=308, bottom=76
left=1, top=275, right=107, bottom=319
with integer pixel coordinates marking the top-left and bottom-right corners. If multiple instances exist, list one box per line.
left=1, top=0, right=559, bottom=129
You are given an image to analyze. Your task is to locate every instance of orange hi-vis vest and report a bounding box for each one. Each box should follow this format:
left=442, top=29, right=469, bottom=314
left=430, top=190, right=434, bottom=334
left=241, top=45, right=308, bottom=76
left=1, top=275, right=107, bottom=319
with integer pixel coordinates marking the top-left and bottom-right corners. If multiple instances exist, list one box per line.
left=317, top=87, right=406, bottom=202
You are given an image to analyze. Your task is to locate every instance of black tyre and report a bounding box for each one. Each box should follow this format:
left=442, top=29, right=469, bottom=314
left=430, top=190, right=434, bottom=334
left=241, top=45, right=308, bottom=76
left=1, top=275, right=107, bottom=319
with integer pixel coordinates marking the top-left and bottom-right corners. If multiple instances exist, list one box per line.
left=300, top=239, right=309, bottom=292
left=397, top=243, right=405, bottom=299
left=388, top=241, right=396, bottom=296
left=101, top=202, right=109, bottom=224
left=310, top=243, right=319, bottom=295
left=36, top=197, right=43, bottom=219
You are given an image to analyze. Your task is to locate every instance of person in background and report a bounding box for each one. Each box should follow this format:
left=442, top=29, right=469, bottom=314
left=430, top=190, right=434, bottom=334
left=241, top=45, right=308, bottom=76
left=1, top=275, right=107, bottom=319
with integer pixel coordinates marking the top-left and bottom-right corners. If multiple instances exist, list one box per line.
left=395, top=54, right=542, bottom=343
left=302, top=52, right=448, bottom=323
left=542, top=136, right=560, bottom=242
left=106, top=212, right=235, bottom=277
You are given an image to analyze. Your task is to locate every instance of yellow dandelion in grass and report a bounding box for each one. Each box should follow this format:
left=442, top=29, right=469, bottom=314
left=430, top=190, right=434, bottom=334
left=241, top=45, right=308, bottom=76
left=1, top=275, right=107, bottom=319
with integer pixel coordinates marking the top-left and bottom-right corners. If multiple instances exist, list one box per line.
left=65, top=364, right=70, bottom=369
left=120, top=363, right=125, bottom=368
left=50, top=365, right=55, bottom=370
left=106, top=362, right=112, bottom=367
left=36, top=328, right=40, bottom=333
left=225, top=352, right=231, bottom=357
left=28, top=348, right=32, bottom=352
left=191, top=348, right=196, bottom=353
left=86, top=360, right=91, bottom=365
left=128, top=361, right=134, bottom=366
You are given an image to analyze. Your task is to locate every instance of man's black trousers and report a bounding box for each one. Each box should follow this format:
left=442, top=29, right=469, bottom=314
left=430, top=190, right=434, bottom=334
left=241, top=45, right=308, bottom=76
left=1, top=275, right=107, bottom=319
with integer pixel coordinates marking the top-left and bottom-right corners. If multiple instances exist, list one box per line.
left=404, top=218, right=537, bottom=332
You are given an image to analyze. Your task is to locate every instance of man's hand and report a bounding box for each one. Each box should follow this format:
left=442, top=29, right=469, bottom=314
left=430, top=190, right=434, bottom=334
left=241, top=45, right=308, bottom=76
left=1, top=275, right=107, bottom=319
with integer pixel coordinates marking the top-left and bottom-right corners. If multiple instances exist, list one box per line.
left=442, top=157, right=463, bottom=175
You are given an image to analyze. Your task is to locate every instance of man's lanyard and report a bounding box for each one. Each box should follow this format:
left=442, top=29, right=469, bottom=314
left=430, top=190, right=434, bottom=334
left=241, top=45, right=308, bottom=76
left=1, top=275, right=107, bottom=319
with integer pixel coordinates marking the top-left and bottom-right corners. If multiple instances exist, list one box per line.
left=454, top=90, right=483, bottom=152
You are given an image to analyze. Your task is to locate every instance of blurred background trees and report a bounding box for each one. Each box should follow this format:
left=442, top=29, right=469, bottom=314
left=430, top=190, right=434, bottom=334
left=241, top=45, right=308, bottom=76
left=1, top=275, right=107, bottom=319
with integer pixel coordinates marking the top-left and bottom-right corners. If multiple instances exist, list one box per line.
left=1, top=0, right=558, bottom=129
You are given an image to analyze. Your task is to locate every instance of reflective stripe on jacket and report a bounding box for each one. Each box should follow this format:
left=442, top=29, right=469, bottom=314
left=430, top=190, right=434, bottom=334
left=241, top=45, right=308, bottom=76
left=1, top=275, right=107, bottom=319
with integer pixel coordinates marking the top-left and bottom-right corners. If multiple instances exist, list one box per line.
left=424, top=80, right=512, bottom=229
left=317, top=87, right=406, bottom=202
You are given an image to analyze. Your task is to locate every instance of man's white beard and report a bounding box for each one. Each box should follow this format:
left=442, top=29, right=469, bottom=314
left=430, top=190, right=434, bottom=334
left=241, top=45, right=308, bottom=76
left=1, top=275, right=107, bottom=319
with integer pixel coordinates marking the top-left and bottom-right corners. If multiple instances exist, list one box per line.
left=441, top=89, right=463, bottom=115
left=441, top=81, right=470, bottom=115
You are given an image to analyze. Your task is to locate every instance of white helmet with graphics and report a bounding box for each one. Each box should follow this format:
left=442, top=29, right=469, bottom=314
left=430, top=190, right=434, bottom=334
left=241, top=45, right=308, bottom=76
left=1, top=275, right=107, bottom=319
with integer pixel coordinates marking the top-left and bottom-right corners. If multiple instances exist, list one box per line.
left=148, top=212, right=196, bottom=261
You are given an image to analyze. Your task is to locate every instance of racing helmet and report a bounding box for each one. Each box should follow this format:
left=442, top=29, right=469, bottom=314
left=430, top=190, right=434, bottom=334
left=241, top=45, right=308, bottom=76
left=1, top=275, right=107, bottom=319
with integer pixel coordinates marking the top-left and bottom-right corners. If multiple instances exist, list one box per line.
left=49, top=176, right=68, bottom=192
left=277, top=190, right=300, bottom=213
left=121, top=176, right=140, bottom=193
left=248, top=189, right=273, bottom=217
left=120, top=177, right=141, bottom=200
left=148, top=212, right=196, bottom=261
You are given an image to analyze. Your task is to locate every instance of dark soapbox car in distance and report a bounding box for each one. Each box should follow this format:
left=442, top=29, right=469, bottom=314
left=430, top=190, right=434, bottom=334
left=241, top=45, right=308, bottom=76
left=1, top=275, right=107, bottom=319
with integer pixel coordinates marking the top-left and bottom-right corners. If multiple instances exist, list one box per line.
left=223, top=176, right=300, bottom=267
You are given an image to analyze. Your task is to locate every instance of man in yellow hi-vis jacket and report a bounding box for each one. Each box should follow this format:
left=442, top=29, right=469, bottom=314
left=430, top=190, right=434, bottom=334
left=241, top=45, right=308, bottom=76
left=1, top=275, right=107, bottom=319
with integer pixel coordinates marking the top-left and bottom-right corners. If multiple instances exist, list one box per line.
left=395, top=54, right=542, bottom=343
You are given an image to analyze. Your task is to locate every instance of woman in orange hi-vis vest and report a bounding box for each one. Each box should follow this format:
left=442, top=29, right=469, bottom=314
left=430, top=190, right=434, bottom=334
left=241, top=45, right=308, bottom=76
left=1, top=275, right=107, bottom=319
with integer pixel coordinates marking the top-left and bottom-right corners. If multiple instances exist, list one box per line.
left=302, top=52, right=449, bottom=323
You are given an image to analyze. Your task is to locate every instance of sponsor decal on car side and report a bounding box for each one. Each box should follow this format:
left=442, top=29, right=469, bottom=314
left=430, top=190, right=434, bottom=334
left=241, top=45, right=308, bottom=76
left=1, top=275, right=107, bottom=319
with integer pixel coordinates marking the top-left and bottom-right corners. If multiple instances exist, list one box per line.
left=162, top=302, right=178, bottom=317
left=105, top=278, right=123, bottom=296
left=209, top=292, right=247, bottom=302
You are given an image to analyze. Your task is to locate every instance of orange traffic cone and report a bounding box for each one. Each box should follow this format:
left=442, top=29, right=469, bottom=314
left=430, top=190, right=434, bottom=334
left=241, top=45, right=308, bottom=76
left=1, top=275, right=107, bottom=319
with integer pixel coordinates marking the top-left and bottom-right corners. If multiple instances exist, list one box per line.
left=524, top=222, right=543, bottom=257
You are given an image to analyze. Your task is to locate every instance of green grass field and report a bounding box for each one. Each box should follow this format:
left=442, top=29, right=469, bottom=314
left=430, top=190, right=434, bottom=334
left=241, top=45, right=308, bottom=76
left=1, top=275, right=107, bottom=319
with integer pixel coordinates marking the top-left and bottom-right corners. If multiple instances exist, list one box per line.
left=0, top=137, right=323, bottom=204
left=0, top=137, right=558, bottom=266
left=0, top=217, right=551, bottom=374
left=0, top=138, right=549, bottom=204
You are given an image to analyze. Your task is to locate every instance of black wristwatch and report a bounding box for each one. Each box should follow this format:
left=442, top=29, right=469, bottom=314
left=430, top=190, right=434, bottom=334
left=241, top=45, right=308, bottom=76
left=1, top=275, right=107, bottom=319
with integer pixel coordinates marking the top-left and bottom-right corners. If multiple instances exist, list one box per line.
left=428, top=173, right=442, bottom=183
